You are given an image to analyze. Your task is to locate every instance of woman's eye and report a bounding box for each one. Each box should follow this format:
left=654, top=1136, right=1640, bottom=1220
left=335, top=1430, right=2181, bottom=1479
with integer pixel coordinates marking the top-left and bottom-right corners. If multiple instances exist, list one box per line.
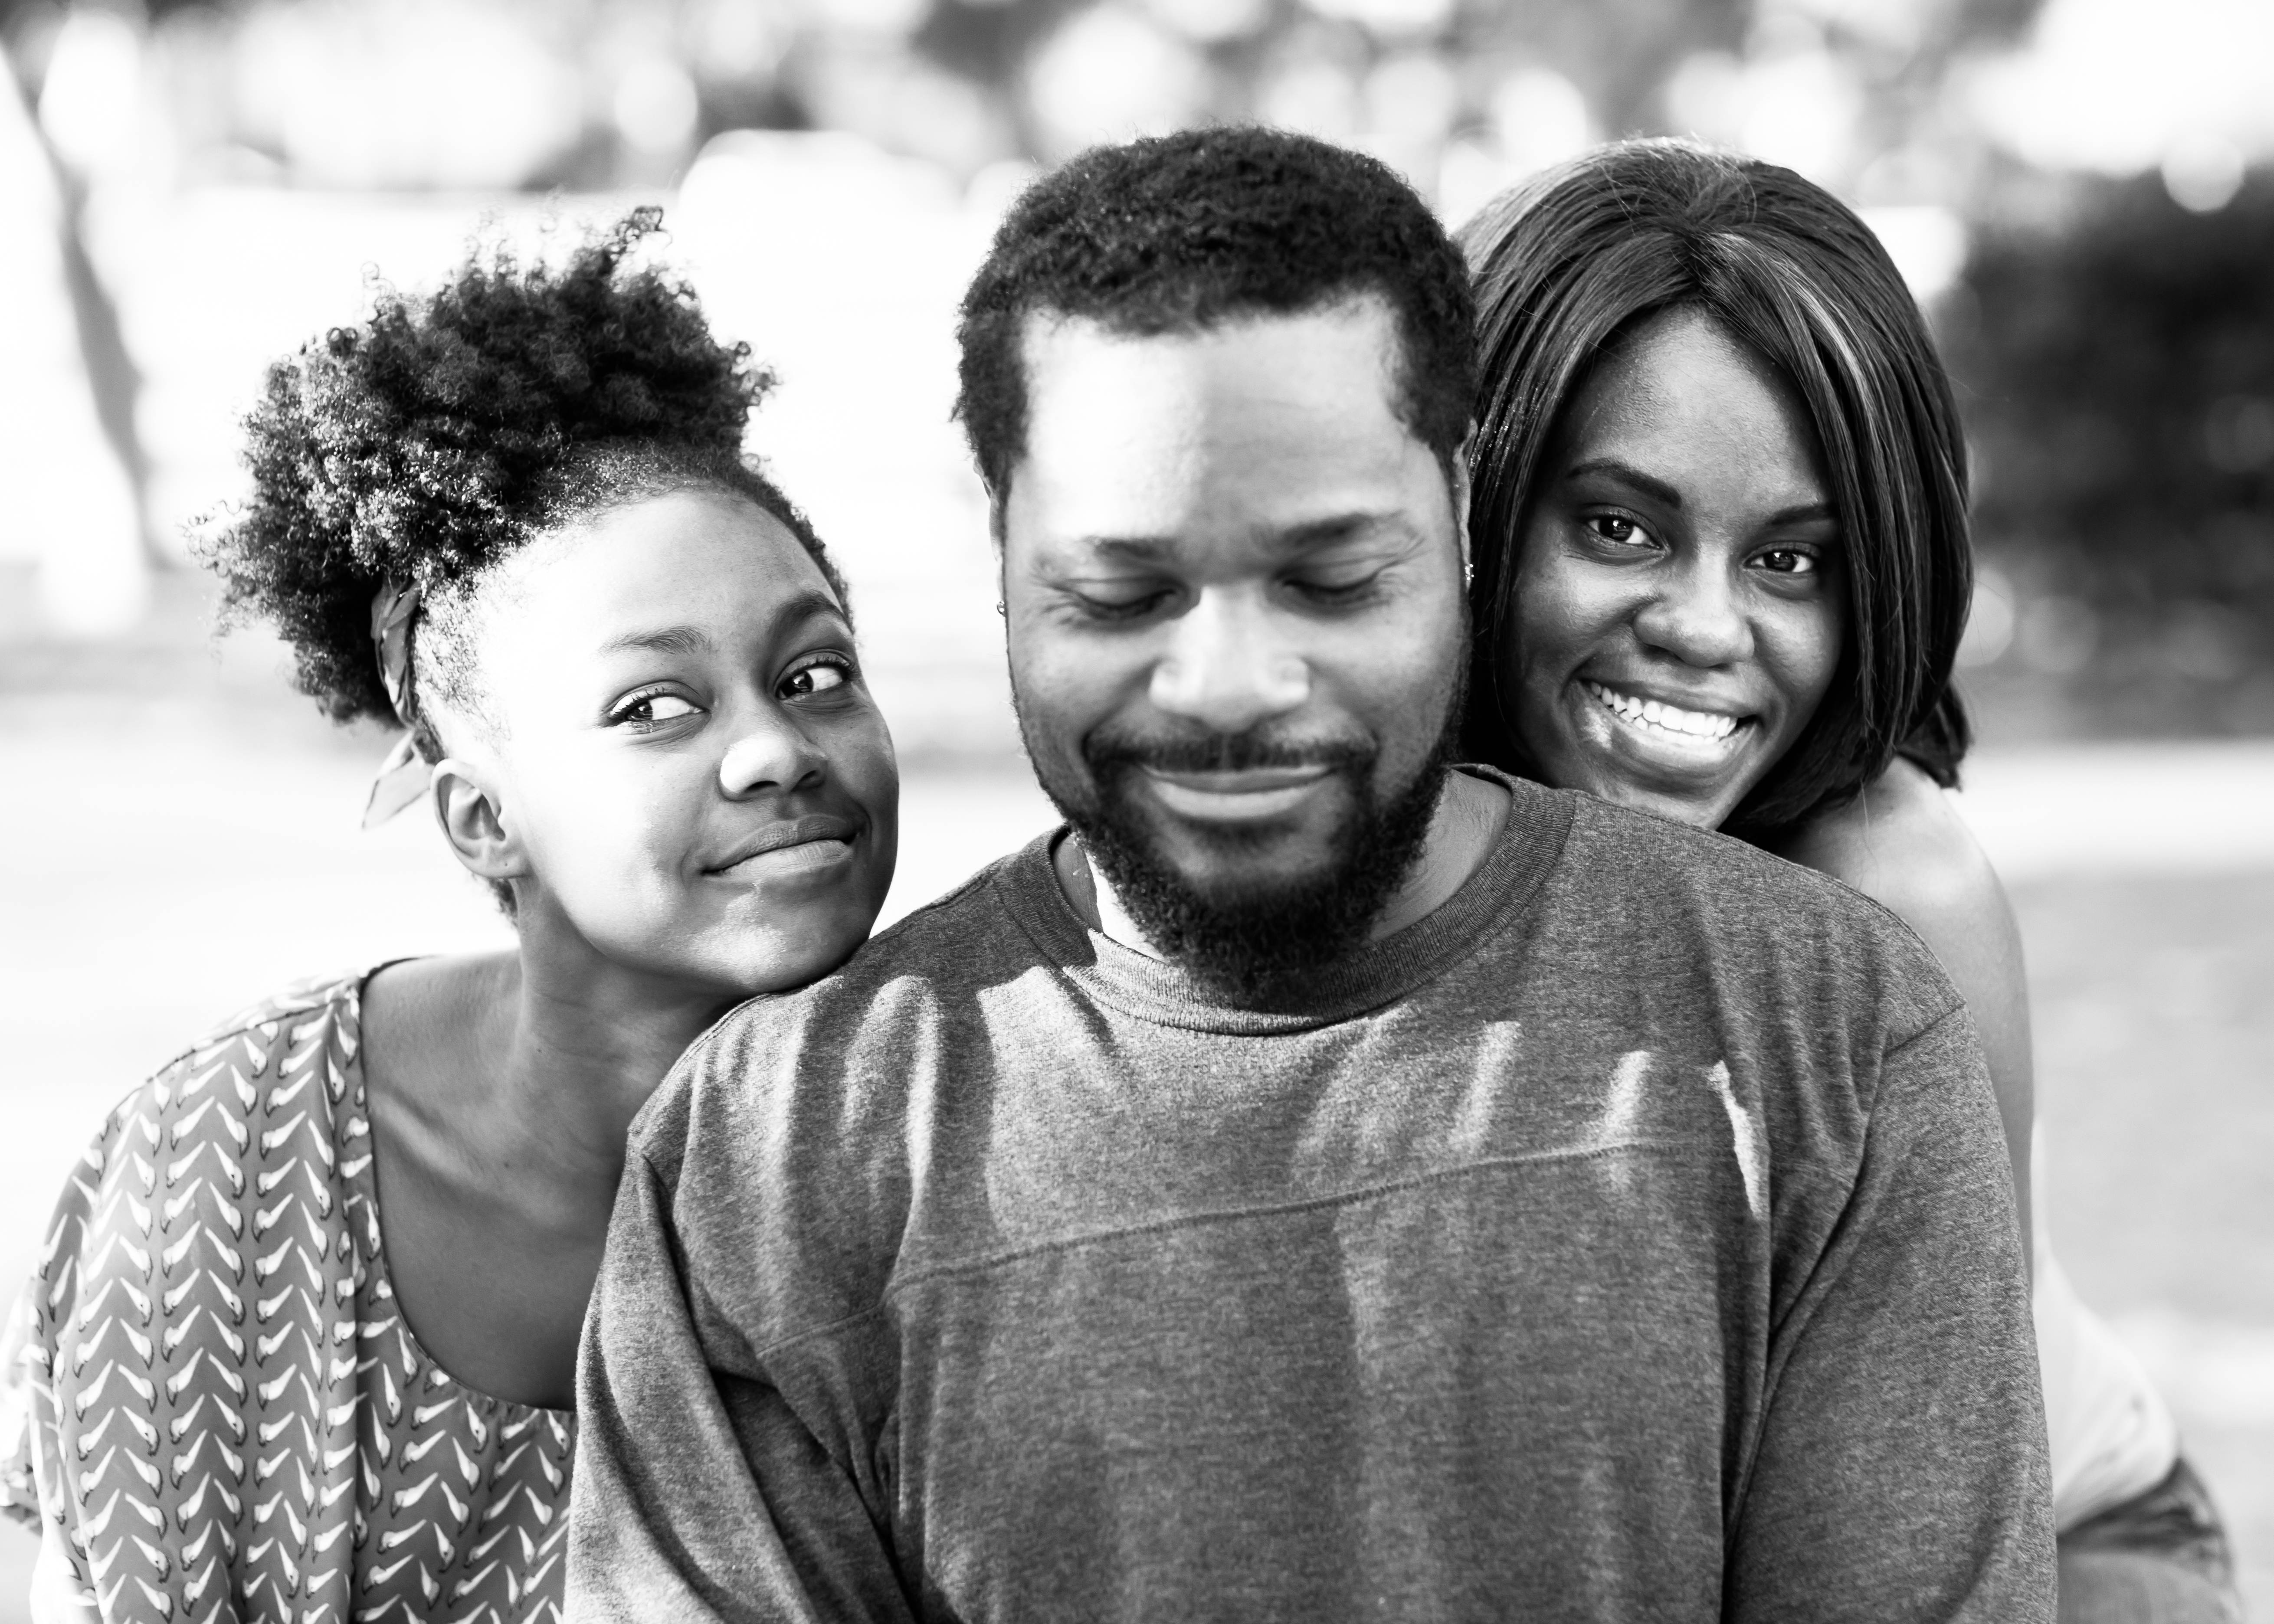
left=1756, top=548, right=1819, bottom=576
left=611, top=691, right=701, bottom=729
left=780, top=659, right=853, bottom=699
left=1585, top=514, right=1648, bottom=547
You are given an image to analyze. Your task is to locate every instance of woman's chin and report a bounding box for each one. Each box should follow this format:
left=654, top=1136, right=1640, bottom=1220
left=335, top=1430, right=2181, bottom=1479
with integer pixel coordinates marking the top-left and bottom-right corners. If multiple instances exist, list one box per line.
left=1557, top=706, right=1763, bottom=830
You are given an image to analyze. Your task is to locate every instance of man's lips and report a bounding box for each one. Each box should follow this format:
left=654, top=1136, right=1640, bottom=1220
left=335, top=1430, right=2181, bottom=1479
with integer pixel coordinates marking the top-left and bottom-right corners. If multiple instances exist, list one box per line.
left=1138, top=764, right=1335, bottom=822
left=705, top=813, right=860, bottom=875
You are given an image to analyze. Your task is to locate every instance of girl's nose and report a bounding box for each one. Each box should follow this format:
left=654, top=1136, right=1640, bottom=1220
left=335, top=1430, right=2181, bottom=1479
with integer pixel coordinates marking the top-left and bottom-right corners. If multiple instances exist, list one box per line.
left=718, top=713, right=828, bottom=798
left=1631, top=558, right=1753, bottom=668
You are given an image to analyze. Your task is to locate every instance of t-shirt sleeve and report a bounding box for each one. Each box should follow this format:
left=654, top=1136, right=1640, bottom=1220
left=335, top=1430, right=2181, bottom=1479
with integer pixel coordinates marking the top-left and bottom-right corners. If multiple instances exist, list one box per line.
left=568, top=1143, right=917, bottom=1624
left=1726, top=1003, right=2056, bottom=1624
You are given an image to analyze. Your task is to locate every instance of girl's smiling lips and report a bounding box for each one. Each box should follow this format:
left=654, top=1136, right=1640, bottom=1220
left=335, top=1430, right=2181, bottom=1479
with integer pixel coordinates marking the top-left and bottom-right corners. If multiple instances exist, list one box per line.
left=1573, top=677, right=1756, bottom=773
left=705, top=813, right=861, bottom=875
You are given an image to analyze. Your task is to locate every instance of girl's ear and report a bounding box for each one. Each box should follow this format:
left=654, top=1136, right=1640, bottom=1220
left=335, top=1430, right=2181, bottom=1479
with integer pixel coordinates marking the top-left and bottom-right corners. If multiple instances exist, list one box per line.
left=431, top=759, right=530, bottom=890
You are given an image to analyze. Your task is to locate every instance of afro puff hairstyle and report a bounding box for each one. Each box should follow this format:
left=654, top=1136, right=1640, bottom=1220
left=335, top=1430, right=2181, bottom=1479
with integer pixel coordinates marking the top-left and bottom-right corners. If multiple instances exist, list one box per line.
left=201, top=206, right=842, bottom=741
left=954, top=126, right=1477, bottom=498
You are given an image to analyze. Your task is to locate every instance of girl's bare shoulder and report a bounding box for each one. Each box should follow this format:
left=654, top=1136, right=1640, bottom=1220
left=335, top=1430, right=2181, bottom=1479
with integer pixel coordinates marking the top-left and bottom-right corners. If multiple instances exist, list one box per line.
left=1773, top=757, right=2008, bottom=932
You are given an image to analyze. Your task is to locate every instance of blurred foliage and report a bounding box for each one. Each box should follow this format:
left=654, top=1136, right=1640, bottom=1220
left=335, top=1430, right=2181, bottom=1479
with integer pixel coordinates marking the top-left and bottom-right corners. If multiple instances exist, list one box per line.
left=1950, top=168, right=2274, bottom=732
left=2, top=0, right=2051, bottom=192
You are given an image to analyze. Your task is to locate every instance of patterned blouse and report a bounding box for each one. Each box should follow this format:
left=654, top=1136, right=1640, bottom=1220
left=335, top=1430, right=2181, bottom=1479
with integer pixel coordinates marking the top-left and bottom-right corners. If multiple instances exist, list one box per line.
left=0, top=971, right=575, bottom=1622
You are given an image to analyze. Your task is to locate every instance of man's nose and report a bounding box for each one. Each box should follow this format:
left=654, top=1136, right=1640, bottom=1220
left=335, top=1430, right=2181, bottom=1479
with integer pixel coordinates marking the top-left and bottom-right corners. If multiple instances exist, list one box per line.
left=718, top=710, right=828, bottom=798
left=1632, top=554, right=1753, bottom=668
left=1148, top=589, right=1311, bottom=733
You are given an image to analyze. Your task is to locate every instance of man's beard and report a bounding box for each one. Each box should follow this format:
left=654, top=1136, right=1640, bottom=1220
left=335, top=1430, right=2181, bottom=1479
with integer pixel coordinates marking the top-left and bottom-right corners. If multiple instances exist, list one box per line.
left=1022, top=698, right=1462, bottom=999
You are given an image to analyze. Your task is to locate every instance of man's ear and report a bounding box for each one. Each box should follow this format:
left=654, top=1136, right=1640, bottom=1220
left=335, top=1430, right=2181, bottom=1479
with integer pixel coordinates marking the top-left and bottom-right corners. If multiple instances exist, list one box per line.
left=1452, top=425, right=1477, bottom=580
left=988, top=488, right=1011, bottom=622
left=430, top=759, right=530, bottom=891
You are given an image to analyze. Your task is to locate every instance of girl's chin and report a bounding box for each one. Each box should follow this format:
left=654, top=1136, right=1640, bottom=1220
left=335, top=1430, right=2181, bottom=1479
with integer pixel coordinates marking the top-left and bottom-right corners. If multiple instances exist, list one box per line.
left=1558, top=709, right=1763, bottom=830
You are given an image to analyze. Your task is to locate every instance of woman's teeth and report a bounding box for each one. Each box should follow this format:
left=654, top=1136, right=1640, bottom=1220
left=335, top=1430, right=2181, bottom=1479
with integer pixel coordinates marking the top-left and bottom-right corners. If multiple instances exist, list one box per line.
left=1585, top=681, right=1742, bottom=741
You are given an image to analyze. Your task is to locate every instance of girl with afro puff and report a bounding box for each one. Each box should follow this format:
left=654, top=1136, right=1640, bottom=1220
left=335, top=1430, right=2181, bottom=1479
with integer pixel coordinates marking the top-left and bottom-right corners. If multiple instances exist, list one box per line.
left=0, top=209, right=899, bottom=1621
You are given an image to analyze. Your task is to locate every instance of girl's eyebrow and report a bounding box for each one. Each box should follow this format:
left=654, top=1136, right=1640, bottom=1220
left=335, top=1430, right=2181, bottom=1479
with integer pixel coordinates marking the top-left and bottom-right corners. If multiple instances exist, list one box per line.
left=1562, top=456, right=1683, bottom=510
left=597, top=591, right=848, bottom=658
left=1565, top=457, right=1836, bottom=531
left=602, top=625, right=712, bottom=657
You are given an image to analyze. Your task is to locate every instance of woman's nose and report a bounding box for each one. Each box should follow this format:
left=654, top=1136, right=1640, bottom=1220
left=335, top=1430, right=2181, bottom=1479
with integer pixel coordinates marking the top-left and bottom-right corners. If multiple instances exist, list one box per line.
left=718, top=713, right=828, bottom=798
left=1147, top=589, right=1311, bottom=734
left=1631, top=558, right=1753, bottom=668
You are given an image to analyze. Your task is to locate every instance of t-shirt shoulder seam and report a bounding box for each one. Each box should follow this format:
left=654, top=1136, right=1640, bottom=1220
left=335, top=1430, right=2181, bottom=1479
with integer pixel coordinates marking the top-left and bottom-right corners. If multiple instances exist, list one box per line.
left=1882, top=993, right=1973, bottom=1063
left=749, top=1136, right=1734, bottom=1362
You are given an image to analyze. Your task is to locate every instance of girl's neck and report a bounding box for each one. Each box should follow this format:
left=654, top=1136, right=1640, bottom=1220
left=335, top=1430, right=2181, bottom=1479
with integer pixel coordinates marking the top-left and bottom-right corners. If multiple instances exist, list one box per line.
left=368, top=932, right=737, bottom=1223
left=497, top=943, right=732, bottom=1171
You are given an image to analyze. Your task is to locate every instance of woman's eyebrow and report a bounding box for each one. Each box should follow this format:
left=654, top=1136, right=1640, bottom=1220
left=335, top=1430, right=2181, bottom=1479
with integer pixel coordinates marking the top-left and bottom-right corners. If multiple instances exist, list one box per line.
left=1563, top=460, right=1837, bottom=531
left=597, top=590, right=848, bottom=658
left=601, top=625, right=713, bottom=657
left=1562, top=457, right=1683, bottom=510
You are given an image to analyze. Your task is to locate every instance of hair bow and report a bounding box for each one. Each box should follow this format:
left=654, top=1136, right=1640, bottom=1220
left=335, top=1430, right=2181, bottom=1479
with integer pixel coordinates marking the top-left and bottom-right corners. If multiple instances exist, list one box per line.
left=362, top=580, right=431, bottom=827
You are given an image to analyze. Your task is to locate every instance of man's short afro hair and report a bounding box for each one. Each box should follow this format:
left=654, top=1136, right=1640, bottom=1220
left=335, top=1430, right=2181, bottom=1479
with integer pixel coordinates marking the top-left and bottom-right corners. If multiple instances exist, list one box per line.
left=954, top=125, right=1477, bottom=497
left=200, top=206, right=840, bottom=734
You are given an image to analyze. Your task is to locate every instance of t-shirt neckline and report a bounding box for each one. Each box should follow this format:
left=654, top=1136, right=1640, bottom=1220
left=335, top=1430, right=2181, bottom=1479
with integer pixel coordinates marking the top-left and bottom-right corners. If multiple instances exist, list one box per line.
left=990, top=766, right=1573, bottom=1035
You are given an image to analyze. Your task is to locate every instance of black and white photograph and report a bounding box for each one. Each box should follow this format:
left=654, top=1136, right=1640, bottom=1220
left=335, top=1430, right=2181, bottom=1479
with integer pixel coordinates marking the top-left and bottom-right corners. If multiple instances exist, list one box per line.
left=0, top=0, right=2268, bottom=1617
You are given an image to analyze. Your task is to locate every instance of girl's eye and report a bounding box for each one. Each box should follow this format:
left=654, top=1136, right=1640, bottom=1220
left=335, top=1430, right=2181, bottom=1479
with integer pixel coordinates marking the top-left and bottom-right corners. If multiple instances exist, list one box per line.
left=779, top=659, right=853, bottom=699
left=1756, top=548, right=1819, bottom=576
left=1585, top=514, right=1649, bottom=547
left=611, top=691, right=702, bottom=729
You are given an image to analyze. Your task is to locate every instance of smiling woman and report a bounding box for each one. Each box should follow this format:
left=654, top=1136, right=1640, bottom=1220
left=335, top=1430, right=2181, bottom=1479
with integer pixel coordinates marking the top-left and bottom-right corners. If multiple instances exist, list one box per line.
left=0, top=211, right=898, bottom=1622
left=1502, top=304, right=1846, bottom=831
left=1461, top=140, right=2240, bottom=1624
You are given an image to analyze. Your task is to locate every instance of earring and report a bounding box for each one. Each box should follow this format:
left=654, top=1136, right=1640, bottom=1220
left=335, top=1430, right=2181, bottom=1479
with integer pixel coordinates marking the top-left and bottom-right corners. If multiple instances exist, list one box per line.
left=995, top=600, right=1006, bottom=617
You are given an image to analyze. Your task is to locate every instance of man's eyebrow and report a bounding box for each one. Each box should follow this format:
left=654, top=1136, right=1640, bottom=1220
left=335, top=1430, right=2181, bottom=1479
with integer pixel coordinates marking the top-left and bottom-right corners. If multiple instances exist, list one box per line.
left=1271, top=512, right=1420, bottom=551
left=1076, top=513, right=1416, bottom=561
left=1085, top=535, right=1177, bottom=563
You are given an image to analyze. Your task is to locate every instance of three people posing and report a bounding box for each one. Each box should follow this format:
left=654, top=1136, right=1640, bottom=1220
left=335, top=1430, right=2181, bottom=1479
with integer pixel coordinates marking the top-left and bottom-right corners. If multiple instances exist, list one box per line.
left=3, top=125, right=2192, bottom=1622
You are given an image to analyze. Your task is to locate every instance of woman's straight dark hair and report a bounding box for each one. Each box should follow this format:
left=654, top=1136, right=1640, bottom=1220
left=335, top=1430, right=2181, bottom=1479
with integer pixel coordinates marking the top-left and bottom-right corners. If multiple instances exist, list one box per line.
left=1458, top=138, right=1973, bottom=841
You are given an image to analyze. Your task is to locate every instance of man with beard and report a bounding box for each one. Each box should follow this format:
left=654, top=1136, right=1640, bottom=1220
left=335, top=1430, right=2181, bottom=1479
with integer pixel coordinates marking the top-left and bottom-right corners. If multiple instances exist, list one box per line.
left=568, top=130, right=2051, bottom=1622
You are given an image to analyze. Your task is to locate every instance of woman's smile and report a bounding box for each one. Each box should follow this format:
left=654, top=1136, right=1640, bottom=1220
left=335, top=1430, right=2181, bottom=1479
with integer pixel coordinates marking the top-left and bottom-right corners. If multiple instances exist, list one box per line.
left=1562, top=673, right=1761, bottom=791
left=1582, top=679, right=1746, bottom=743
left=704, top=812, right=862, bottom=878
left=1506, top=309, right=1845, bottom=831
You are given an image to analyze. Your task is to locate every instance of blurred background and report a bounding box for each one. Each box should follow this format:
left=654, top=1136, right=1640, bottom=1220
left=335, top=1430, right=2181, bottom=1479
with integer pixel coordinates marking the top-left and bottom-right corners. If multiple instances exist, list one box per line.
left=1, top=0, right=2270, bottom=1611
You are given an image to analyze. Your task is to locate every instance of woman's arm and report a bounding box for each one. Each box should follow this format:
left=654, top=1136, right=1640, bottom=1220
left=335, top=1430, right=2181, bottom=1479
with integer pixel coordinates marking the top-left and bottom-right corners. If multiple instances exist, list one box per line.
left=1771, top=758, right=2035, bottom=1258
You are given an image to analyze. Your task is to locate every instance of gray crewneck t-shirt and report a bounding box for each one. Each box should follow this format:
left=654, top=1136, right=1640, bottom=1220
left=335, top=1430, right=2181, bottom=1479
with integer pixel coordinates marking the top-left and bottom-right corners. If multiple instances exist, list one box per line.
left=569, top=771, right=2052, bottom=1623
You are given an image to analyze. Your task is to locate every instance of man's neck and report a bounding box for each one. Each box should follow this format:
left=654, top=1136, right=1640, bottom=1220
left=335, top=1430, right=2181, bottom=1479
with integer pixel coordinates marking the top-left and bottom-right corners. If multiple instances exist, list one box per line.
left=1055, top=767, right=1511, bottom=958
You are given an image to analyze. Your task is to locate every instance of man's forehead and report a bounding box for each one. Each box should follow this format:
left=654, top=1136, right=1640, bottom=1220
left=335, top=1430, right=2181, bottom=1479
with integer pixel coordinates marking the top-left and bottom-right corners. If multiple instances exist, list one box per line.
left=1016, top=293, right=1401, bottom=394
left=1013, top=298, right=1413, bottom=483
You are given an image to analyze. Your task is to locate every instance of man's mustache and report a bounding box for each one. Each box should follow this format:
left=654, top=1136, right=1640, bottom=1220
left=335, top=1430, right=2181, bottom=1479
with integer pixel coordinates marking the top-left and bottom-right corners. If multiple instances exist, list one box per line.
left=1084, top=727, right=1374, bottom=776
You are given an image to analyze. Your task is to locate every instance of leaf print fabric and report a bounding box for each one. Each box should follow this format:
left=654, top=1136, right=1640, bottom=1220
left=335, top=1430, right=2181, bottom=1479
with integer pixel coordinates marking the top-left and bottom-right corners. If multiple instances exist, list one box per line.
left=0, top=971, right=574, bottom=1622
